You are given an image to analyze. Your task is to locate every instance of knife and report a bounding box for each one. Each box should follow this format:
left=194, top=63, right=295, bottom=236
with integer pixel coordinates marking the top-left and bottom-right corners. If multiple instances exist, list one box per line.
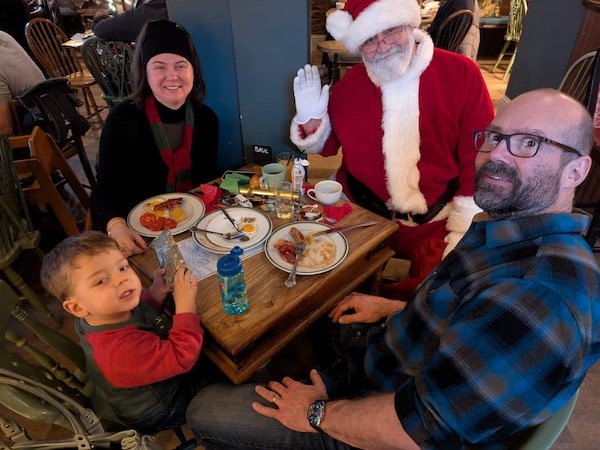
left=312, top=220, right=378, bottom=238
left=221, top=208, right=250, bottom=241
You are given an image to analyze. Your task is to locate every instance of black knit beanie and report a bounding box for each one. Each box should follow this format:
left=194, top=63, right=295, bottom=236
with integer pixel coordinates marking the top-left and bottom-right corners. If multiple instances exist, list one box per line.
left=141, top=20, right=194, bottom=66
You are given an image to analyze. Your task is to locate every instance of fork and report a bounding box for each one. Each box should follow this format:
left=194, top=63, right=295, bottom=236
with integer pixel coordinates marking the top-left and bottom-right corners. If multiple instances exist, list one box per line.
left=221, top=208, right=250, bottom=241
left=285, top=241, right=305, bottom=288
left=189, top=226, right=244, bottom=240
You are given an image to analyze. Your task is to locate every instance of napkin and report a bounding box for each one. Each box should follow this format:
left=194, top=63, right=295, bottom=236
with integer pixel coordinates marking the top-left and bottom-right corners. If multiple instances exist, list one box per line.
left=220, top=173, right=251, bottom=193
left=323, top=203, right=353, bottom=223
left=192, top=184, right=221, bottom=212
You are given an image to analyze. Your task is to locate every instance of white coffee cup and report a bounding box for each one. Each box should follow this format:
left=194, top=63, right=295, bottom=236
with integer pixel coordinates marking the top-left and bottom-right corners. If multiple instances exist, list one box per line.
left=306, top=180, right=343, bottom=205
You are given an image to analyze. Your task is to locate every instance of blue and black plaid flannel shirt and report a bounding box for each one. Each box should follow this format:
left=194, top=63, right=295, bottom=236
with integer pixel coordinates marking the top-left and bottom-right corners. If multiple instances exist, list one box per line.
left=365, top=212, right=600, bottom=449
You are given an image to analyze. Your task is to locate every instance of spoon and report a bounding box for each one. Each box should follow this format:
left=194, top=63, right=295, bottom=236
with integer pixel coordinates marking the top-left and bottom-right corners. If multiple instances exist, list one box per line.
left=190, top=227, right=244, bottom=240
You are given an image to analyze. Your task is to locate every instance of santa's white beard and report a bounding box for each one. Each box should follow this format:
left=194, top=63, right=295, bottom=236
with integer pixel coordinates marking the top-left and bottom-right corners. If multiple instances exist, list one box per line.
left=364, top=38, right=415, bottom=85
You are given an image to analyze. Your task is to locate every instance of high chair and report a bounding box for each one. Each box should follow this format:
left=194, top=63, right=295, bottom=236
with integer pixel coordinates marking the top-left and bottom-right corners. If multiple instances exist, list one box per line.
left=9, top=126, right=91, bottom=237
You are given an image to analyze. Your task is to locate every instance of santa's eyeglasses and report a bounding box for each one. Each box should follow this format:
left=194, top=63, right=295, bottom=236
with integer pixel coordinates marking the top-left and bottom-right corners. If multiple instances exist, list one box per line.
left=473, top=129, right=582, bottom=158
left=360, top=26, right=410, bottom=53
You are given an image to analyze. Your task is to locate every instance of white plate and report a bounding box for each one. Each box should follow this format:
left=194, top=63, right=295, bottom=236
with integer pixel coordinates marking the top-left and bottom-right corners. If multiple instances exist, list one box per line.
left=192, top=207, right=272, bottom=254
left=127, top=193, right=205, bottom=238
left=265, top=222, right=348, bottom=275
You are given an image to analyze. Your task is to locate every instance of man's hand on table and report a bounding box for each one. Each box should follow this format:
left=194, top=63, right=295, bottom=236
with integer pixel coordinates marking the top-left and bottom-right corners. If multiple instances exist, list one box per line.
left=329, top=292, right=406, bottom=324
left=252, top=369, right=328, bottom=433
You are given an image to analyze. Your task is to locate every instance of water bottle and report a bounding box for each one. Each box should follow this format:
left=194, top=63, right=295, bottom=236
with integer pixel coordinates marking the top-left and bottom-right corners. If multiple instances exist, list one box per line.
left=216, top=246, right=249, bottom=315
left=292, top=158, right=305, bottom=196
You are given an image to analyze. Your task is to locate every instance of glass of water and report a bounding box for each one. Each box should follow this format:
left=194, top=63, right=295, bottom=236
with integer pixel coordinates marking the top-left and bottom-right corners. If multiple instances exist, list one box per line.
left=272, top=181, right=294, bottom=219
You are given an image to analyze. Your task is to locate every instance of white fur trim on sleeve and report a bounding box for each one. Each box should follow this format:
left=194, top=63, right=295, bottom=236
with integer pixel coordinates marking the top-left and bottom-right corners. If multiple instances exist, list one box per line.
left=289, top=114, right=332, bottom=154
left=442, top=196, right=481, bottom=258
left=445, top=196, right=482, bottom=233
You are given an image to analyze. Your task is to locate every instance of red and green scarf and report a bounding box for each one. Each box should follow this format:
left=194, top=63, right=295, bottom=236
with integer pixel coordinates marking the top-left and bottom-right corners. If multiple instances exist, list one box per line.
left=145, top=96, right=194, bottom=192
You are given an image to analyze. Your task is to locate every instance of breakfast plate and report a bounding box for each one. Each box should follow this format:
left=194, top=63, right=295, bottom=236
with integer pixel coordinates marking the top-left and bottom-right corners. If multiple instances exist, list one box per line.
left=265, top=222, right=348, bottom=275
left=192, top=207, right=272, bottom=254
left=127, top=193, right=205, bottom=238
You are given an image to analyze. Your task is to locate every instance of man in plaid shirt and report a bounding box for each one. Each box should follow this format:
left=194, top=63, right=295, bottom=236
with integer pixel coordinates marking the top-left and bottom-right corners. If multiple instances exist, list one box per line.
left=187, top=89, right=600, bottom=449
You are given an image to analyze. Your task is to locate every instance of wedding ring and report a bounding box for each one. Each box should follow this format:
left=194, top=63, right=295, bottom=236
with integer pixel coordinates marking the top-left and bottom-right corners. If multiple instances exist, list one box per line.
left=119, top=246, right=127, bottom=253
left=271, top=394, right=279, bottom=404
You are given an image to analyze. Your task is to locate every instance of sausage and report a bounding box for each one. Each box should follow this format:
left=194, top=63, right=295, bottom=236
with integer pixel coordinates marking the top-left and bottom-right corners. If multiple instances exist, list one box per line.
left=289, top=227, right=304, bottom=243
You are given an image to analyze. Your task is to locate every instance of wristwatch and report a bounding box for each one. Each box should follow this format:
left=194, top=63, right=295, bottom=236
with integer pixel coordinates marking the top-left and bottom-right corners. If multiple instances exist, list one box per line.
left=307, top=399, right=328, bottom=431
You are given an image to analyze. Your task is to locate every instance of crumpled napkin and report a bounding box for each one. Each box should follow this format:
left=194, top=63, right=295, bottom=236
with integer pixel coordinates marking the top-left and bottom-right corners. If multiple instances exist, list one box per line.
left=191, top=184, right=221, bottom=212
left=323, top=203, right=353, bottom=223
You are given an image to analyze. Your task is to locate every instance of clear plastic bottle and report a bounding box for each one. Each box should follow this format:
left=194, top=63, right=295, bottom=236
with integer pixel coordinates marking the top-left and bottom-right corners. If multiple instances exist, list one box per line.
left=292, top=158, right=305, bottom=196
left=216, top=246, right=248, bottom=315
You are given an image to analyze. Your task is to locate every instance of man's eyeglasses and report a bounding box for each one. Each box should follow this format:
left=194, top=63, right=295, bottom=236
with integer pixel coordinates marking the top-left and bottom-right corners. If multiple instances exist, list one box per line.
left=473, top=129, right=582, bottom=158
left=360, top=26, right=409, bottom=53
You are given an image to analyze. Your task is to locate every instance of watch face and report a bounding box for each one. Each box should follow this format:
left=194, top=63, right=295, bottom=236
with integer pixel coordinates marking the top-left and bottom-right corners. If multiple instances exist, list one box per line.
left=307, top=400, right=326, bottom=431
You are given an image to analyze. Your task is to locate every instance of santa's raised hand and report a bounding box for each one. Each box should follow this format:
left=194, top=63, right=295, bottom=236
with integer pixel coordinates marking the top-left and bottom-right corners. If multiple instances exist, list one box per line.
left=292, top=64, right=330, bottom=125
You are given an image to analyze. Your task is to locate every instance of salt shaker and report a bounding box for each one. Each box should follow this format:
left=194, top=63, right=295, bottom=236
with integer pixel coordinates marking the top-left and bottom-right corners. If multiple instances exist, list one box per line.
left=216, top=246, right=249, bottom=315
left=292, top=158, right=305, bottom=196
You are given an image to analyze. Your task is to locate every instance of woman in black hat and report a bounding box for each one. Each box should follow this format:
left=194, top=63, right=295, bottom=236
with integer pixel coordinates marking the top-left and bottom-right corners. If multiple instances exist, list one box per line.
left=92, top=20, right=219, bottom=255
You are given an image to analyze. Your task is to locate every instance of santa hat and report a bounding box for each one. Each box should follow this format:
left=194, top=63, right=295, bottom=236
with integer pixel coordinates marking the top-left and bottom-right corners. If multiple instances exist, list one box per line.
left=327, top=0, right=421, bottom=53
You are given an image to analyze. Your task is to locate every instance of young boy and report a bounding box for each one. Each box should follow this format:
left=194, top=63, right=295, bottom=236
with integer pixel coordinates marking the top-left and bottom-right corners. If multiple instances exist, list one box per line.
left=40, top=231, right=204, bottom=432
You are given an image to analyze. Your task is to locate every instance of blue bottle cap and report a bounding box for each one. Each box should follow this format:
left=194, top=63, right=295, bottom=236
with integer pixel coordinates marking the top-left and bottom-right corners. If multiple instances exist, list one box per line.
left=217, top=246, right=244, bottom=276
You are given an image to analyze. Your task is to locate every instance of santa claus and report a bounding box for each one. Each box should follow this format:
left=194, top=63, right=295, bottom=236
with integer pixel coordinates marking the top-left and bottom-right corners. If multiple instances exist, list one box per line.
left=291, top=0, right=494, bottom=297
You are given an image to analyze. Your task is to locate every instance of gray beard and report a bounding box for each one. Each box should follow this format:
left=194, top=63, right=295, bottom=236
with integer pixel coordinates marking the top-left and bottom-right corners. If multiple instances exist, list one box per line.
left=474, top=161, right=561, bottom=218
left=364, top=39, right=414, bottom=85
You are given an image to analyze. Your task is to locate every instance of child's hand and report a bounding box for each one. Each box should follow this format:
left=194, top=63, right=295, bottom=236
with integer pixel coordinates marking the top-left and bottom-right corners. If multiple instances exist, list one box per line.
left=172, top=268, right=199, bottom=314
left=147, top=268, right=170, bottom=302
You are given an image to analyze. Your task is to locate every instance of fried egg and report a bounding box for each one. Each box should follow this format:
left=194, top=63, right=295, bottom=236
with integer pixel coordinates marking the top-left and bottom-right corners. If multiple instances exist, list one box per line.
left=298, top=238, right=336, bottom=270
left=145, top=198, right=166, bottom=217
left=239, top=217, right=257, bottom=236
left=143, top=198, right=188, bottom=223
left=241, top=222, right=257, bottom=234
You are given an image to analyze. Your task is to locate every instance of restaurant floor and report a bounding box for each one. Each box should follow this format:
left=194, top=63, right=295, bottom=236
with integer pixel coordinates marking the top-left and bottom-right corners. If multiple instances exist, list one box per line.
left=6, top=57, right=600, bottom=450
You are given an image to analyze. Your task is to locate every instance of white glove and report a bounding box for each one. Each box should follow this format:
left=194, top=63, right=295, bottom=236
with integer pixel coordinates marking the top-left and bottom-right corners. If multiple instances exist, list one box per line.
left=293, top=64, right=330, bottom=125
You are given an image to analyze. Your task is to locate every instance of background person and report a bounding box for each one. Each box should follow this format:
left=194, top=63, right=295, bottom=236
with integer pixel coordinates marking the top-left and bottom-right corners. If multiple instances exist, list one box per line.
left=186, top=88, right=600, bottom=449
left=292, top=0, right=494, bottom=298
left=0, top=0, right=29, bottom=52
left=91, top=20, right=219, bottom=256
left=92, top=0, right=168, bottom=42
left=427, top=0, right=480, bottom=61
left=0, top=30, right=45, bottom=135
left=40, top=231, right=205, bottom=432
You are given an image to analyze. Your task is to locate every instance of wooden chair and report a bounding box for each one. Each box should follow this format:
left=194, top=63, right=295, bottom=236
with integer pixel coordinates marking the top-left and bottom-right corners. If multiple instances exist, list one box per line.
left=16, top=77, right=96, bottom=186
left=559, top=50, right=598, bottom=106
left=491, top=0, right=528, bottom=80
left=8, top=100, right=24, bottom=136
left=0, top=133, right=59, bottom=327
left=80, top=36, right=135, bottom=110
left=564, top=49, right=600, bottom=249
left=432, top=9, right=474, bottom=54
left=9, top=126, right=91, bottom=237
left=24, top=17, right=104, bottom=127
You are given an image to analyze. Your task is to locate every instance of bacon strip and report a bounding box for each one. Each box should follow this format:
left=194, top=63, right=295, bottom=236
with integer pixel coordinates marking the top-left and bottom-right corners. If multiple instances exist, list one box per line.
left=154, top=197, right=183, bottom=211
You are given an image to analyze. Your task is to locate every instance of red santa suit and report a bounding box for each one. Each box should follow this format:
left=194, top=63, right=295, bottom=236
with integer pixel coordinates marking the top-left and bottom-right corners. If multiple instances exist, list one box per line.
left=291, top=27, right=494, bottom=297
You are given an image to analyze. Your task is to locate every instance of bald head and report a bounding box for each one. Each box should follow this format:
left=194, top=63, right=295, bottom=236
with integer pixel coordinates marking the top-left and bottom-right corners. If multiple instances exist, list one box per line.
left=501, top=89, right=594, bottom=157
left=474, top=88, right=594, bottom=217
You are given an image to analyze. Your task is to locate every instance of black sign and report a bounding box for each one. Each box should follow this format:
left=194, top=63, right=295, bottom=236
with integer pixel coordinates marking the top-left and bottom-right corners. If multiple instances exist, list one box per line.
left=251, top=144, right=273, bottom=165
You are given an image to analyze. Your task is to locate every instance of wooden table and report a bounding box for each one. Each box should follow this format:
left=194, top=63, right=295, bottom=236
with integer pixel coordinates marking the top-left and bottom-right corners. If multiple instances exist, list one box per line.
left=130, top=202, right=398, bottom=384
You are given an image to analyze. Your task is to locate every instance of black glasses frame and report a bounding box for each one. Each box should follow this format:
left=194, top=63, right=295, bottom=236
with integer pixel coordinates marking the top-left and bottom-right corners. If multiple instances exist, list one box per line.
left=473, top=129, right=582, bottom=158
